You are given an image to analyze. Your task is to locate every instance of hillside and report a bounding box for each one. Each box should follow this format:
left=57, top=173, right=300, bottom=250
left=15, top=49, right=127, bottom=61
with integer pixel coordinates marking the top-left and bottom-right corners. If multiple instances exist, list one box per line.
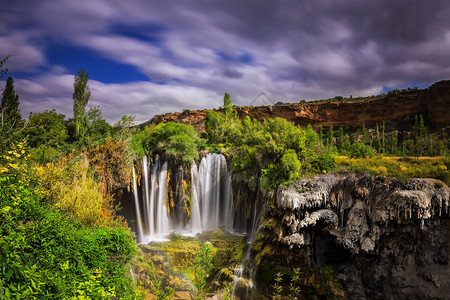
left=147, top=80, right=450, bottom=131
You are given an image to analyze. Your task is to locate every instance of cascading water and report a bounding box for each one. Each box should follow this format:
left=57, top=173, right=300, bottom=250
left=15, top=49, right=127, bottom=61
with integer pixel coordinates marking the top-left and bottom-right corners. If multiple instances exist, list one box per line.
left=195, top=153, right=234, bottom=231
left=155, top=161, right=170, bottom=236
left=132, top=156, right=171, bottom=242
left=132, top=167, right=144, bottom=243
left=232, top=196, right=268, bottom=299
left=131, top=152, right=264, bottom=298
left=190, top=163, right=202, bottom=233
left=132, top=153, right=236, bottom=242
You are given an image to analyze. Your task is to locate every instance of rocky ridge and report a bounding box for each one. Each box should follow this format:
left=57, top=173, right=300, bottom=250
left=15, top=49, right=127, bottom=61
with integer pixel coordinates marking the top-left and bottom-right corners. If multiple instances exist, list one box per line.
left=148, top=80, right=450, bottom=131
left=275, top=173, right=450, bottom=299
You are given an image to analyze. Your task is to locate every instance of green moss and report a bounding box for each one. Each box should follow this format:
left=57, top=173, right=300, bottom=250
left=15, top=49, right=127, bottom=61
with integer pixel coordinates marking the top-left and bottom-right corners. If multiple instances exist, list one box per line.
left=264, top=218, right=278, bottom=231
left=254, top=244, right=272, bottom=267
left=138, top=230, right=247, bottom=295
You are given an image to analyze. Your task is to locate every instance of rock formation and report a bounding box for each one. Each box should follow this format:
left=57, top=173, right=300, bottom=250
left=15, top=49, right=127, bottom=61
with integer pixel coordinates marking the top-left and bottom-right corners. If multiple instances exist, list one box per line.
left=147, top=80, right=450, bottom=131
left=273, top=173, right=450, bottom=299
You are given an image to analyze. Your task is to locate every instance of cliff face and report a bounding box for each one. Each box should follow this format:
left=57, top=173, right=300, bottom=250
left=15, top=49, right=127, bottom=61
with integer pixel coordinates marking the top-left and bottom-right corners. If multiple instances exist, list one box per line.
left=272, top=174, right=450, bottom=299
left=148, top=80, right=450, bottom=130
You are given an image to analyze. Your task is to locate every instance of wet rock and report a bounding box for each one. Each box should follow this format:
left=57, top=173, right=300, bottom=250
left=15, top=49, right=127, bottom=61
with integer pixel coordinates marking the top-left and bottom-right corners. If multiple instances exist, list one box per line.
left=275, top=174, right=450, bottom=299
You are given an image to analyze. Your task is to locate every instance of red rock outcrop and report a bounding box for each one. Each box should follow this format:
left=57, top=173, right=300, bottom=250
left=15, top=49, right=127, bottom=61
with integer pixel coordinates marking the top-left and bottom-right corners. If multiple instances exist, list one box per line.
left=147, top=80, right=450, bottom=130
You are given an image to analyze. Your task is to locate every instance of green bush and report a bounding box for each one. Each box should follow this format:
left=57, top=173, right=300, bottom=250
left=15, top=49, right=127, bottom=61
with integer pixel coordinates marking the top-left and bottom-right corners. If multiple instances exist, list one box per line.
left=36, top=156, right=113, bottom=226
left=311, top=152, right=336, bottom=174
left=349, top=141, right=374, bottom=158
left=143, top=122, right=203, bottom=163
left=0, top=168, right=139, bottom=299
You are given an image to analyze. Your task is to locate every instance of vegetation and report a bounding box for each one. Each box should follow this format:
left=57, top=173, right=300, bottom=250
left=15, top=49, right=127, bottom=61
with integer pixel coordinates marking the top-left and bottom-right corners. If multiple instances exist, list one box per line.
left=271, top=272, right=283, bottom=300
left=0, top=61, right=142, bottom=298
left=336, top=155, right=450, bottom=184
left=25, top=110, right=69, bottom=163
left=36, top=156, right=114, bottom=226
left=1, top=76, right=25, bottom=155
left=191, top=242, right=213, bottom=299
left=147, top=262, right=176, bottom=300
left=0, top=142, right=140, bottom=299
left=72, top=69, right=91, bottom=141
left=1, top=52, right=449, bottom=300
left=203, top=96, right=336, bottom=190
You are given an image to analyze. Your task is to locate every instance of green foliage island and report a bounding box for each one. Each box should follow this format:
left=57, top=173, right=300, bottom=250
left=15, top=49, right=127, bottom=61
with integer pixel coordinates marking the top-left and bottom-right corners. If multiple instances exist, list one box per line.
left=1, top=62, right=449, bottom=299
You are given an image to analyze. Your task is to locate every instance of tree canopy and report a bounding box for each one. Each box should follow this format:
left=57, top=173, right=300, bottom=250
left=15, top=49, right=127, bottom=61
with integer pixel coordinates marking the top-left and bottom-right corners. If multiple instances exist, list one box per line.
left=1, top=76, right=22, bottom=128
left=73, top=69, right=90, bottom=140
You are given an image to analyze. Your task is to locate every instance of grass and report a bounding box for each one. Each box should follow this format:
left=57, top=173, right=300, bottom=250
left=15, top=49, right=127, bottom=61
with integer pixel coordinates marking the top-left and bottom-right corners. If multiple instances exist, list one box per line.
left=336, top=155, right=450, bottom=185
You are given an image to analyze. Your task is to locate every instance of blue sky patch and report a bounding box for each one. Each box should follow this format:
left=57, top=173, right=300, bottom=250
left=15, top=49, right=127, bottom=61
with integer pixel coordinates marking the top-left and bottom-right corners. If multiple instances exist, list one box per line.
left=46, top=43, right=149, bottom=83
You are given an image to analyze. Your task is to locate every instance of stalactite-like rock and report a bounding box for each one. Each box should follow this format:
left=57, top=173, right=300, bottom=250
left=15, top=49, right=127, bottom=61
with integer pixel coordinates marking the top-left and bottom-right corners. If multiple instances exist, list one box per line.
left=274, top=173, right=450, bottom=299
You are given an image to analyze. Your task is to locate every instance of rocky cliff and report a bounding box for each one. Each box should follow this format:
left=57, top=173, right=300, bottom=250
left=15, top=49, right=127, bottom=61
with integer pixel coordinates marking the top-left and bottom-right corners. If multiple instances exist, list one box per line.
left=268, top=174, right=450, bottom=299
left=148, top=80, right=450, bottom=131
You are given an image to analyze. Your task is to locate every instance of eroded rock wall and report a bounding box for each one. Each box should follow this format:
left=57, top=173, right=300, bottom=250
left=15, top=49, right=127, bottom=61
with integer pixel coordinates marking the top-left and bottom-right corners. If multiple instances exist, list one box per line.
left=274, top=174, right=450, bottom=299
left=147, top=80, right=450, bottom=131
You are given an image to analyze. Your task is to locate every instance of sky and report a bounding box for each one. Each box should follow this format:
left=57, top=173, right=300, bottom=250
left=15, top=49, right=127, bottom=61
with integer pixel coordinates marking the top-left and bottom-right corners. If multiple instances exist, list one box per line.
left=1, top=0, right=450, bottom=124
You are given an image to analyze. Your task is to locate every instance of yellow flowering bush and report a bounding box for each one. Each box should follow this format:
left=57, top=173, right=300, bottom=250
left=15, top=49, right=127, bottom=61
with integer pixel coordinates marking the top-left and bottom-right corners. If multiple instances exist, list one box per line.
left=36, top=156, right=114, bottom=226
left=336, top=155, right=450, bottom=184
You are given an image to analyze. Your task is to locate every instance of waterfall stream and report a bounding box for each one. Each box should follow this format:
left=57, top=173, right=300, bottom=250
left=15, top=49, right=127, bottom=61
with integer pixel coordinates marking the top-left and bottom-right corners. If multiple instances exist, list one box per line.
left=132, top=153, right=236, bottom=243
left=132, top=167, right=144, bottom=243
left=232, top=195, right=268, bottom=299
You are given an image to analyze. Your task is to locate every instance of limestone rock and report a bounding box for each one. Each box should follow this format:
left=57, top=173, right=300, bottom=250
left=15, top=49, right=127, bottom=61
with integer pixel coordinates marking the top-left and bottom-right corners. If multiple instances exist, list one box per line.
left=274, top=173, right=450, bottom=300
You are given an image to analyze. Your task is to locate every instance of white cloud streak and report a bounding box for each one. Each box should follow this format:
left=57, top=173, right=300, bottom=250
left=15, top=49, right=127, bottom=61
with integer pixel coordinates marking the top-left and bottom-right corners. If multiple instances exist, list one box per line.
left=2, top=0, right=450, bottom=123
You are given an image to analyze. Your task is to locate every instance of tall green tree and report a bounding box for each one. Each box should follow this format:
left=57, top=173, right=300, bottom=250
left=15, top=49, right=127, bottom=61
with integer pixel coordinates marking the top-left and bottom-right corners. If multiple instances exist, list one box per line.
left=25, top=109, right=68, bottom=162
left=73, top=69, right=91, bottom=140
left=85, top=106, right=111, bottom=146
left=205, top=93, right=242, bottom=145
left=0, top=76, right=24, bottom=154
left=1, top=76, right=22, bottom=128
left=223, top=92, right=232, bottom=115
left=113, top=115, right=136, bottom=141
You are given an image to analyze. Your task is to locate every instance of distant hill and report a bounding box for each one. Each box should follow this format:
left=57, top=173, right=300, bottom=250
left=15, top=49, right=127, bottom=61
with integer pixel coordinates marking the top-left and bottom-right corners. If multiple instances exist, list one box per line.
left=145, top=80, right=450, bottom=131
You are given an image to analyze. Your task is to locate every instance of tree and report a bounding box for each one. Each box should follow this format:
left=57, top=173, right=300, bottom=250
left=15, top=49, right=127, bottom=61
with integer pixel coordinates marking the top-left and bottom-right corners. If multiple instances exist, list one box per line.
left=73, top=69, right=91, bottom=140
left=113, top=115, right=136, bottom=141
left=0, top=76, right=24, bottom=154
left=145, top=122, right=203, bottom=163
left=224, top=92, right=232, bottom=115
left=85, top=106, right=111, bottom=146
left=25, top=109, right=68, bottom=163
left=205, top=93, right=242, bottom=145
left=26, top=110, right=68, bottom=149
left=1, top=77, right=22, bottom=128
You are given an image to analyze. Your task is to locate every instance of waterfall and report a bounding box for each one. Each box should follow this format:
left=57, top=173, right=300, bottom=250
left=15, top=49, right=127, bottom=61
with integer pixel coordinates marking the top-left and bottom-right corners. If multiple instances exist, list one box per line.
left=149, top=156, right=159, bottom=236
left=232, top=195, right=268, bottom=299
left=133, top=153, right=235, bottom=242
left=155, top=161, right=170, bottom=238
left=132, top=167, right=144, bottom=243
left=142, top=156, right=151, bottom=234
left=190, top=163, right=202, bottom=233
left=132, top=156, right=171, bottom=242
left=194, top=153, right=234, bottom=231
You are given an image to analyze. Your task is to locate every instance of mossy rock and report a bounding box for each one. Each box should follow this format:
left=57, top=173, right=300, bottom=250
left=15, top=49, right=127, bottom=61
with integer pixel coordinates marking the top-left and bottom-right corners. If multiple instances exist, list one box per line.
left=134, top=230, right=248, bottom=298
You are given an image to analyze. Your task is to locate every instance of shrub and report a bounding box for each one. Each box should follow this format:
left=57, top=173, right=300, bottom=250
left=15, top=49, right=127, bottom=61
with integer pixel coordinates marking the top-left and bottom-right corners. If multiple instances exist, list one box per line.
left=311, top=152, right=336, bottom=174
left=144, top=122, right=202, bottom=163
left=36, top=156, right=113, bottom=226
left=349, top=141, right=374, bottom=158
left=261, top=150, right=302, bottom=190
left=0, top=158, right=139, bottom=299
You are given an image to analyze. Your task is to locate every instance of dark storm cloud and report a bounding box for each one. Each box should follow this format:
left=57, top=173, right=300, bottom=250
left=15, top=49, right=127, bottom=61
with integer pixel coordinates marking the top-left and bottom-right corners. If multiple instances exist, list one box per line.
left=1, top=0, right=450, bottom=122
left=220, top=67, right=244, bottom=79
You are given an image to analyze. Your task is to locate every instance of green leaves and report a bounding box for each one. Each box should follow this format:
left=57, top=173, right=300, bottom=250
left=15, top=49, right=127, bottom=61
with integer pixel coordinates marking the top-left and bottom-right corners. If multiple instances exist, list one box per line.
left=192, top=242, right=213, bottom=299
left=73, top=69, right=91, bottom=141
left=0, top=166, right=140, bottom=299
left=143, top=122, right=203, bottom=163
